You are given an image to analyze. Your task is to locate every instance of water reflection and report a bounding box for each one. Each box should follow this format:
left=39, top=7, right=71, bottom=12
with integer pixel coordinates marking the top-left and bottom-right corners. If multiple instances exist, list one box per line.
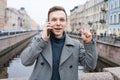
left=0, top=55, right=34, bottom=79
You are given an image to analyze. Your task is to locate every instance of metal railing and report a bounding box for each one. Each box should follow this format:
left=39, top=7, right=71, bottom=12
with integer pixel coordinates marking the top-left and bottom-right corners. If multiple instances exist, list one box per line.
left=67, top=32, right=120, bottom=45
left=0, top=30, right=41, bottom=37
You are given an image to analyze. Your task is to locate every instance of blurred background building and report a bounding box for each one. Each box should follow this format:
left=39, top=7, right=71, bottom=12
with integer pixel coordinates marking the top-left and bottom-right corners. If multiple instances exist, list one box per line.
left=0, top=0, right=7, bottom=30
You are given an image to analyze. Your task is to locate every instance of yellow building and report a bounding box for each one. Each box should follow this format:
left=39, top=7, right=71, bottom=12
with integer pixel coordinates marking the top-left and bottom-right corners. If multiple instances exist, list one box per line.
left=0, top=0, right=7, bottom=30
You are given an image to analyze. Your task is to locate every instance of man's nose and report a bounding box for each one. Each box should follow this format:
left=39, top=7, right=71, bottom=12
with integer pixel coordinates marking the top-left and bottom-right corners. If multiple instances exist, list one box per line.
left=56, top=20, right=61, bottom=25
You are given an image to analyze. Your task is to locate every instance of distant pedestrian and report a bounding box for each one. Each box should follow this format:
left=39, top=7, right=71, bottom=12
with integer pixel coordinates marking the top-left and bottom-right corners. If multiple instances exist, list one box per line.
left=20, top=5, right=98, bottom=80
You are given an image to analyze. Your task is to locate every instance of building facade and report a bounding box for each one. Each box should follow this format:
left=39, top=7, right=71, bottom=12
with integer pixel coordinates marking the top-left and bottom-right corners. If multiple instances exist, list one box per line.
left=4, top=7, right=39, bottom=31
left=0, top=0, right=7, bottom=30
left=70, top=6, right=78, bottom=32
left=108, top=0, right=120, bottom=36
left=92, top=0, right=108, bottom=35
left=5, top=8, right=21, bottom=31
left=70, top=0, right=108, bottom=35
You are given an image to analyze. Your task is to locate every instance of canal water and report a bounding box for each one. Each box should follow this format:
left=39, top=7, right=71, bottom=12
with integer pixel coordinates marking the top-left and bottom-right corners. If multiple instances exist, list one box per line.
left=8, top=55, right=34, bottom=78
left=0, top=54, right=85, bottom=79
left=0, top=54, right=34, bottom=79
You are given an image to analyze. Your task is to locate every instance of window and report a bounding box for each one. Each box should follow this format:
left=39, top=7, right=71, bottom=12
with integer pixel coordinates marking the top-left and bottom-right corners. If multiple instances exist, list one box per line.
left=119, top=14, right=120, bottom=23
left=12, top=23, right=15, bottom=26
left=110, top=15, right=112, bottom=24
left=119, top=0, right=120, bottom=7
left=111, top=4, right=113, bottom=10
left=115, top=0, right=117, bottom=8
left=114, top=15, right=116, bottom=24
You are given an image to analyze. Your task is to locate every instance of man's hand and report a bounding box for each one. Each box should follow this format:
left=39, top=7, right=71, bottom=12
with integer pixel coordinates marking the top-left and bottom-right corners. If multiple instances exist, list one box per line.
left=79, top=23, right=92, bottom=43
left=42, top=22, right=52, bottom=41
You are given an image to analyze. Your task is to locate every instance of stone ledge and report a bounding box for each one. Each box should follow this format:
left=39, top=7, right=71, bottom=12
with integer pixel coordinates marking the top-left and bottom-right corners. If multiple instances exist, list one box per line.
left=1, top=67, right=120, bottom=80
left=79, top=72, right=114, bottom=80
left=103, top=67, right=120, bottom=80
left=0, top=77, right=28, bottom=80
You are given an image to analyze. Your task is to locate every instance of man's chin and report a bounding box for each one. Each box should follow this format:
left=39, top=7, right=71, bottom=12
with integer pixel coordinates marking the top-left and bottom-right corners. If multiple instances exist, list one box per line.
left=54, top=33, right=62, bottom=37
left=54, top=34, right=61, bottom=36
left=54, top=32, right=61, bottom=35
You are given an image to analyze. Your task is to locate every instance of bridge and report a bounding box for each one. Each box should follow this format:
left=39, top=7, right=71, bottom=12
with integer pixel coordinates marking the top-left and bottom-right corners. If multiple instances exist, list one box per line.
left=0, top=32, right=120, bottom=80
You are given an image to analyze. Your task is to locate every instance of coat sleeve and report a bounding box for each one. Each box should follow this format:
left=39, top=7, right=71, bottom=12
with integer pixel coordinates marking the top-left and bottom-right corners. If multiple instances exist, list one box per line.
left=20, top=33, right=47, bottom=66
left=79, top=39, right=98, bottom=71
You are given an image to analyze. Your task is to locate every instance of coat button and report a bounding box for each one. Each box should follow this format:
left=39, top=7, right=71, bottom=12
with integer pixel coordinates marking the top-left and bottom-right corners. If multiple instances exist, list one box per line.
left=69, top=65, right=73, bottom=68
left=36, top=38, right=40, bottom=42
left=41, top=62, right=44, bottom=65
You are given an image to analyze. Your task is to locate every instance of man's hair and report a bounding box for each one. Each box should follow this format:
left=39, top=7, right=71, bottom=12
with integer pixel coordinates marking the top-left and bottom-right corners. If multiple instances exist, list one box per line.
left=47, top=6, right=67, bottom=21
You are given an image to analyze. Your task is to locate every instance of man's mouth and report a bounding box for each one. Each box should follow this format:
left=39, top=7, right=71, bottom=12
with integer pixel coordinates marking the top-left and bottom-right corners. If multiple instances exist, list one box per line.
left=54, top=28, right=62, bottom=30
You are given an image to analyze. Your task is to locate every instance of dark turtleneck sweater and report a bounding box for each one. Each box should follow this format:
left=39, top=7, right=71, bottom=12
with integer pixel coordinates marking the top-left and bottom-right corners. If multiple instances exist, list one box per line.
left=50, top=32, right=65, bottom=80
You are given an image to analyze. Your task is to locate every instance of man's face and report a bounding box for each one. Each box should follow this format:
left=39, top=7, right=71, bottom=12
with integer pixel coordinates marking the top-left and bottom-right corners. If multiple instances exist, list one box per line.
left=49, top=11, right=67, bottom=38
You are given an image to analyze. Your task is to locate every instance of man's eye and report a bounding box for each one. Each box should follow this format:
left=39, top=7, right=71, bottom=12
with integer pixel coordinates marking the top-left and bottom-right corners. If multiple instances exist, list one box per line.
left=60, top=18, right=65, bottom=22
left=51, top=18, right=57, bottom=21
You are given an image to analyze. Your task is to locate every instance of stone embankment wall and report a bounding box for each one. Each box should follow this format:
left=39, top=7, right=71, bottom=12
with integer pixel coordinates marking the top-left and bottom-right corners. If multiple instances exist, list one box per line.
left=1, top=67, right=120, bottom=80
left=97, top=41, right=120, bottom=66
left=79, top=67, right=120, bottom=80
left=69, top=35, right=120, bottom=66
left=0, top=32, right=37, bottom=66
left=0, top=32, right=36, bottom=52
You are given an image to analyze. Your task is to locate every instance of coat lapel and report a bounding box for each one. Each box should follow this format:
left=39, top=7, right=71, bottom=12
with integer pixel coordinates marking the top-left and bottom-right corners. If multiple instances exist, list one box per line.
left=42, top=40, right=52, bottom=68
left=60, top=45, right=73, bottom=66
left=60, top=35, right=75, bottom=66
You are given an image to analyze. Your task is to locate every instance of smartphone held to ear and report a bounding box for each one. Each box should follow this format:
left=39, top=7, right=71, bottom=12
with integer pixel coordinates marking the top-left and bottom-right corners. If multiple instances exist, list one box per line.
left=47, top=26, right=52, bottom=36
left=47, top=28, right=51, bottom=36
left=46, top=22, right=52, bottom=36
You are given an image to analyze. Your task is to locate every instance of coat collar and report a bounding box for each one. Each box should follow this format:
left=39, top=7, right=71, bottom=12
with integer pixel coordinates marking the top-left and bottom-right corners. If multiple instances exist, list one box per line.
left=65, top=34, right=75, bottom=46
left=59, top=34, right=75, bottom=66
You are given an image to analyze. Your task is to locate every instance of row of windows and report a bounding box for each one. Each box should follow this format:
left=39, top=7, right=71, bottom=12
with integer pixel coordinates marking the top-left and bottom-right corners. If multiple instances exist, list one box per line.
left=110, top=14, right=120, bottom=24
left=109, top=0, right=120, bottom=10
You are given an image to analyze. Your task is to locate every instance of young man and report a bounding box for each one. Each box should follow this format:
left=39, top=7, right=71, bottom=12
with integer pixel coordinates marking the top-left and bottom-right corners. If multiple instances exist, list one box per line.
left=21, top=6, right=97, bottom=80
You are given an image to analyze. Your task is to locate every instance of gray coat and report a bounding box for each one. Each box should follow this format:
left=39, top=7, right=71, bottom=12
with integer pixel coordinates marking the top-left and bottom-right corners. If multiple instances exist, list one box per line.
left=20, top=33, right=97, bottom=80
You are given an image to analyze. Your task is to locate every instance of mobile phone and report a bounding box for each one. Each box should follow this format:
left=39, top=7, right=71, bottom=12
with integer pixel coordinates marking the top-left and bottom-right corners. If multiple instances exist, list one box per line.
left=47, top=28, right=51, bottom=36
left=47, top=25, right=52, bottom=36
left=47, top=22, right=52, bottom=36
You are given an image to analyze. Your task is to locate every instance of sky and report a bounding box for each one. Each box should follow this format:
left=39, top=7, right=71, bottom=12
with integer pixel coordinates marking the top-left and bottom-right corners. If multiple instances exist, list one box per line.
left=7, top=0, right=87, bottom=27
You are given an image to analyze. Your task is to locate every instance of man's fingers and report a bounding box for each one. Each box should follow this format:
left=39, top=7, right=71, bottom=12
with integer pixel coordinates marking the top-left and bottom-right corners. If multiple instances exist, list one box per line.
left=47, top=22, right=53, bottom=27
left=46, top=22, right=53, bottom=31
left=79, top=29, right=83, bottom=33
left=80, top=28, right=87, bottom=35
